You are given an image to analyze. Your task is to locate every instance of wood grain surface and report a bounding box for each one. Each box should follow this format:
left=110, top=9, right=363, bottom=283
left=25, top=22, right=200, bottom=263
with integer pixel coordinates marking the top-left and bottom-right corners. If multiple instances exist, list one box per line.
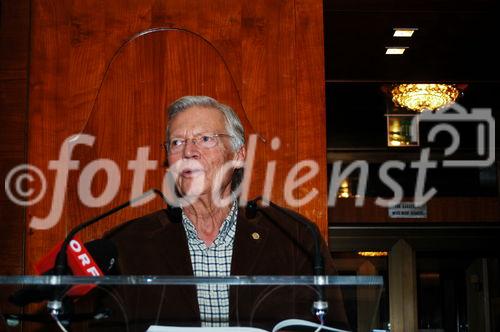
left=25, top=0, right=329, bottom=274
left=0, top=0, right=29, bottom=324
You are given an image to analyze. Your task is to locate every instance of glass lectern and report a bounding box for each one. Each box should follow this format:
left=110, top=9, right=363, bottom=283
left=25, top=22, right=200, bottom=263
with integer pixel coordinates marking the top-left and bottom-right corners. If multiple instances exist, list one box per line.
left=0, top=275, right=384, bottom=332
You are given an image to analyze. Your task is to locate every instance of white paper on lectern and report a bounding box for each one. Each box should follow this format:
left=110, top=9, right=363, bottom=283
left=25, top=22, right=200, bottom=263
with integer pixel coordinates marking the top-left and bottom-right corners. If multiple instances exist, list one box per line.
left=146, top=319, right=350, bottom=332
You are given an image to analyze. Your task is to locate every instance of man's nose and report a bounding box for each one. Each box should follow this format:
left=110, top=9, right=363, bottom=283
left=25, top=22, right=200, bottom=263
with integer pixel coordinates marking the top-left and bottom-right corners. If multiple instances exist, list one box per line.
left=182, top=139, right=200, bottom=158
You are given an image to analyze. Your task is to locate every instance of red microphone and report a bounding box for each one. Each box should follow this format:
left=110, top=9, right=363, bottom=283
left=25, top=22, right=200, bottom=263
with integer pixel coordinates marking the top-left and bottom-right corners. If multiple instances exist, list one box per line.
left=19, top=190, right=165, bottom=312
left=9, top=238, right=116, bottom=307
left=34, top=237, right=105, bottom=297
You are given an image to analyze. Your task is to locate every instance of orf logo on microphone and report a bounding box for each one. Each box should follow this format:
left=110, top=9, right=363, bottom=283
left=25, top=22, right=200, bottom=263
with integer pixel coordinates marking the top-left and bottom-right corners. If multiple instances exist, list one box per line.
left=65, top=238, right=105, bottom=297
left=34, top=237, right=104, bottom=297
left=67, top=239, right=103, bottom=277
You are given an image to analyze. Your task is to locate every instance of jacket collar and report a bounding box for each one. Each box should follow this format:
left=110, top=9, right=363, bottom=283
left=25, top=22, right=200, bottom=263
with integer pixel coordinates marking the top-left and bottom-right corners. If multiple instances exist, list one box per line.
left=150, top=205, right=270, bottom=276
left=150, top=205, right=271, bottom=324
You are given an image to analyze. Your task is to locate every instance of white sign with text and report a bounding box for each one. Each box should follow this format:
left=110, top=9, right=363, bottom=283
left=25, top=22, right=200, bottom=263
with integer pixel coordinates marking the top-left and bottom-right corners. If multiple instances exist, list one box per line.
left=388, top=202, right=427, bottom=218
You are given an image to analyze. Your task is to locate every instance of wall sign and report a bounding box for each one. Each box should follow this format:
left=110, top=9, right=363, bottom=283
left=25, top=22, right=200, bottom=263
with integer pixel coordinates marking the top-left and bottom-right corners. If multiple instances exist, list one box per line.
left=388, top=202, right=427, bottom=218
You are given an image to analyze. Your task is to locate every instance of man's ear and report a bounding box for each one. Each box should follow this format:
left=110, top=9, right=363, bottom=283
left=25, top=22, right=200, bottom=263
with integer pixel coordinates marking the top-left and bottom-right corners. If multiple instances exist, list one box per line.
left=233, top=146, right=246, bottom=167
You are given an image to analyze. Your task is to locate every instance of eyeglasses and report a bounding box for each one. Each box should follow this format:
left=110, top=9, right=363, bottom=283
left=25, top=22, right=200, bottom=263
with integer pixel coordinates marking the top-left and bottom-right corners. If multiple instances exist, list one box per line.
left=164, top=133, right=233, bottom=153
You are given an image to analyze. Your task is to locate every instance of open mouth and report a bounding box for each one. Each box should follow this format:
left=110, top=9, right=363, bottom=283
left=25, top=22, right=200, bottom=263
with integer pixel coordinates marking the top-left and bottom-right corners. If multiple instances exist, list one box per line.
left=181, top=169, right=203, bottom=177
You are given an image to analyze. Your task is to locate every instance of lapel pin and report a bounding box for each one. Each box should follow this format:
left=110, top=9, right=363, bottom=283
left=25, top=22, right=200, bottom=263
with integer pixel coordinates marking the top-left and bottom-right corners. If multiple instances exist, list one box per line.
left=251, top=232, right=260, bottom=240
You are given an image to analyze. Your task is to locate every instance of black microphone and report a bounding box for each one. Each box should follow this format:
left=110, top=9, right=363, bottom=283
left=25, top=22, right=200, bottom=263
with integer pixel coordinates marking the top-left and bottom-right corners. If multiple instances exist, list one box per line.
left=53, top=189, right=168, bottom=276
left=8, top=239, right=118, bottom=307
left=245, top=199, right=259, bottom=219
left=46, top=189, right=169, bottom=317
left=84, top=238, right=119, bottom=274
left=245, top=197, right=328, bottom=320
left=165, top=204, right=182, bottom=223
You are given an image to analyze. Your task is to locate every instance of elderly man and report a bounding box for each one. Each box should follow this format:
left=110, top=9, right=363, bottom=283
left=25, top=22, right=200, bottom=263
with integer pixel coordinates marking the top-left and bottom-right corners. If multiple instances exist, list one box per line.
left=94, top=96, right=348, bottom=330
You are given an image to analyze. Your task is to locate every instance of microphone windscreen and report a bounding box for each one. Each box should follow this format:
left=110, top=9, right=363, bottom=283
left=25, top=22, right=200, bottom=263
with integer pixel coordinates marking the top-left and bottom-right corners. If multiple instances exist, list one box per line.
left=166, top=205, right=182, bottom=223
left=35, top=237, right=104, bottom=277
left=85, top=239, right=118, bottom=274
left=9, top=239, right=117, bottom=306
left=245, top=200, right=258, bottom=219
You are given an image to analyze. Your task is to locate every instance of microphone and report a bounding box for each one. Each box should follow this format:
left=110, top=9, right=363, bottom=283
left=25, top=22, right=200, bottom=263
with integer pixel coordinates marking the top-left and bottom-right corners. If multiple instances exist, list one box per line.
left=245, top=199, right=259, bottom=219
left=165, top=203, right=182, bottom=223
left=53, top=189, right=168, bottom=275
left=9, top=238, right=117, bottom=307
left=245, top=197, right=328, bottom=321
left=45, top=189, right=168, bottom=316
left=83, top=238, right=118, bottom=275
left=2, top=308, right=112, bottom=327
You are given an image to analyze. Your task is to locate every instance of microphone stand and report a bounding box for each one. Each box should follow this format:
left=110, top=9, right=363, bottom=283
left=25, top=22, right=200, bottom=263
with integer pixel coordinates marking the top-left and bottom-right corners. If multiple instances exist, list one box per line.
left=246, top=197, right=328, bottom=322
left=3, top=307, right=112, bottom=327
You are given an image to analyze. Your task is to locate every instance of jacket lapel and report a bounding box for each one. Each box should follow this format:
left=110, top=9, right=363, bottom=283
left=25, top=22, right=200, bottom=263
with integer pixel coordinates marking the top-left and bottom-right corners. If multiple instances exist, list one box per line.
left=231, top=207, right=269, bottom=276
left=229, top=207, right=269, bottom=323
left=149, top=209, right=194, bottom=276
left=151, top=207, right=269, bottom=276
left=148, top=209, right=200, bottom=321
left=151, top=207, right=271, bottom=324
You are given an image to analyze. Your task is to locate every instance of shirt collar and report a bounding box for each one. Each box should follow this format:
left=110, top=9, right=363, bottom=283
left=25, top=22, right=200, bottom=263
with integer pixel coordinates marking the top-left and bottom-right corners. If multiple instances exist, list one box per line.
left=181, top=201, right=238, bottom=247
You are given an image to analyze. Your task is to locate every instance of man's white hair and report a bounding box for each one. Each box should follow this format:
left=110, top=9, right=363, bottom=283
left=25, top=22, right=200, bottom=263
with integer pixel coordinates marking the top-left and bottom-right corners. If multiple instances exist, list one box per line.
left=166, top=96, right=245, bottom=152
left=165, top=96, right=246, bottom=191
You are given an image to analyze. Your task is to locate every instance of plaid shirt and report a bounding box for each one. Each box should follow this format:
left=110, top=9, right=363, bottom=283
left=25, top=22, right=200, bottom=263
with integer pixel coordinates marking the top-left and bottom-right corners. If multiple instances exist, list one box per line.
left=181, top=201, right=238, bottom=327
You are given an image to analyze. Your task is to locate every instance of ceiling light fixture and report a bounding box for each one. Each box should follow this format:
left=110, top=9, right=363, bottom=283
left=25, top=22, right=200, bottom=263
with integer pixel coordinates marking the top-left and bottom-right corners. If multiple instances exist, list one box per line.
left=393, top=28, right=417, bottom=37
left=358, top=251, right=388, bottom=257
left=391, top=83, right=460, bottom=112
left=385, top=47, right=407, bottom=55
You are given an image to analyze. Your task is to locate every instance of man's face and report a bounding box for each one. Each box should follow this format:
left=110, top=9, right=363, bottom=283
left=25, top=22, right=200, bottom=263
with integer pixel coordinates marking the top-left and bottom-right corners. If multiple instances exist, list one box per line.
left=166, top=106, right=245, bottom=201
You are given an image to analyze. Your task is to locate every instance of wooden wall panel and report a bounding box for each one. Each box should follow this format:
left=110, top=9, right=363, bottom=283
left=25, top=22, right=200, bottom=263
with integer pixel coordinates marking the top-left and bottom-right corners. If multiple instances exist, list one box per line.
left=0, top=0, right=29, bottom=275
left=240, top=0, right=297, bottom=217
left=66, top=29, right=255, bottom=241
left=0, top=0, right=29, bottom=323
left=26, top=0, right=329, bottom=273
left=295, top=0, right=327, bottom=235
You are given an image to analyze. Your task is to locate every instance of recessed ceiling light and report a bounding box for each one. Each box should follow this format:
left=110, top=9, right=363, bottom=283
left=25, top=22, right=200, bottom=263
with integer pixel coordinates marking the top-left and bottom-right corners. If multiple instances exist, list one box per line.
left=385, top=47, right=408, bottom=55
left=393, top=28, right=417, bottom=37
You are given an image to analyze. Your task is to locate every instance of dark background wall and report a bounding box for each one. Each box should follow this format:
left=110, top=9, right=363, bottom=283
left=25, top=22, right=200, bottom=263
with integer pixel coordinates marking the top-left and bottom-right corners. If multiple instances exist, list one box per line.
left=0, top=0, right=29, bottom=276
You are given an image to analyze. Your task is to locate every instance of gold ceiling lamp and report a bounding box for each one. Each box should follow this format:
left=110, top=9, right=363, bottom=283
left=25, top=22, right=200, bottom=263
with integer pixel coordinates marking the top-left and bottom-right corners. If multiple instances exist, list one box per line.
left=358, top=251, right=388, bottom=257
left=391, top=83, right=460, bottom=112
